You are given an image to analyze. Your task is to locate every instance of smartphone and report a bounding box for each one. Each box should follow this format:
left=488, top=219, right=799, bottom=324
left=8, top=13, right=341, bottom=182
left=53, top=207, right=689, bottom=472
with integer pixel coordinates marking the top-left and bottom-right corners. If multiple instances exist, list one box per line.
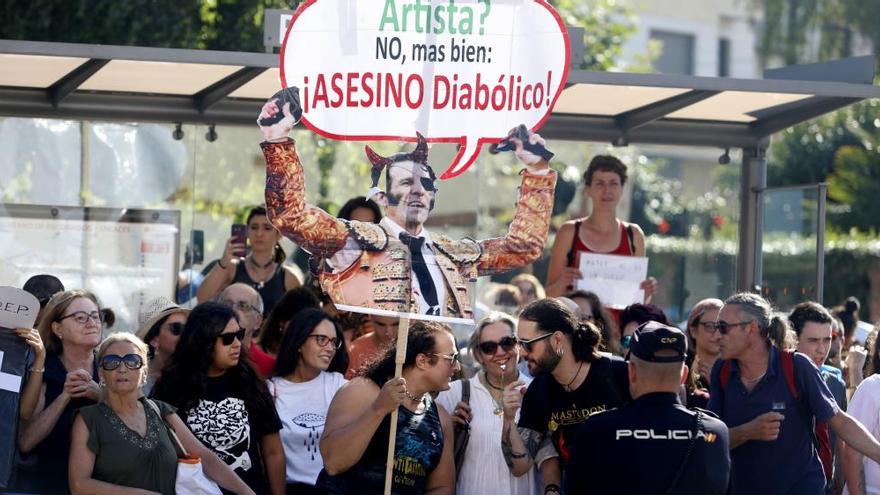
left=191, top=230, right=204, bottom=265
left=231, top=224, right=247, bottom=257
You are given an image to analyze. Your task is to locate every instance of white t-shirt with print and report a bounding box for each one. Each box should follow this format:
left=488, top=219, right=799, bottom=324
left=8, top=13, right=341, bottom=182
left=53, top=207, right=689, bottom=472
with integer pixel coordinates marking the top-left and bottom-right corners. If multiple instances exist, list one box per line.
left=268, top=371, right=347, bottom=484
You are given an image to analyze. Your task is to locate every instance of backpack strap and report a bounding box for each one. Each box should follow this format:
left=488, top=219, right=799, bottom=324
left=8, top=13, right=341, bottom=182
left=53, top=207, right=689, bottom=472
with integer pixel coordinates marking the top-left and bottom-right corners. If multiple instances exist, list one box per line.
left=779, top=349, right=799, bottom=399
left=566, top=220, right=583, bottom=266
left=461, top=378, right=471, bottom=405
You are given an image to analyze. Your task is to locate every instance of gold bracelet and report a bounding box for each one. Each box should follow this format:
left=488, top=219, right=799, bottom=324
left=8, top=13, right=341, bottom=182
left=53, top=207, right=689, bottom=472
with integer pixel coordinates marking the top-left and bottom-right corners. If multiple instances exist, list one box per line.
left=29, top=367, right=45, bottom=373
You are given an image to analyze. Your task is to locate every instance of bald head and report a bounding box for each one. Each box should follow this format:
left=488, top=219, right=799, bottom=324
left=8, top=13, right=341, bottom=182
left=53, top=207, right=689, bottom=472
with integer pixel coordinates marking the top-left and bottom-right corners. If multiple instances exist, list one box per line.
left=218, top=283, right=264, bottom=345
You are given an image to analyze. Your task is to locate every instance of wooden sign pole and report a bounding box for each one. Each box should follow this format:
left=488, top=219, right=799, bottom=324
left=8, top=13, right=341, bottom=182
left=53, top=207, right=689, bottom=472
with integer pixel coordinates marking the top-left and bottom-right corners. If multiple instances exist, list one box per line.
left=383, top=316, right=411, bottom=495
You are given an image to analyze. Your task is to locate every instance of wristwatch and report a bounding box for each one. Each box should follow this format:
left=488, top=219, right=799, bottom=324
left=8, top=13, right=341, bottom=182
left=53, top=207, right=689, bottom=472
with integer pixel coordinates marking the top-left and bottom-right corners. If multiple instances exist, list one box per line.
left=544, top=483, right=561, bottom=494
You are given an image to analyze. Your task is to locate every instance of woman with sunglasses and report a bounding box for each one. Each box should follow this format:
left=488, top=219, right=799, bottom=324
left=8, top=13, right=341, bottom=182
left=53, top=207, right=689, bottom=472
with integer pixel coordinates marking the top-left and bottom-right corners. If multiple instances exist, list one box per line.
left=268, top=308, right=348, bottom=494
left=317, top=320, right=457, bottom=495
left=436, top=312, right=540, bottom=495
left=16, top=290, right=105, bottom=494
left=69, top=333, right=254, bottom=495
left=152, top=302, right=286, bottom=495
left=135, top=296, right=190, bottom=395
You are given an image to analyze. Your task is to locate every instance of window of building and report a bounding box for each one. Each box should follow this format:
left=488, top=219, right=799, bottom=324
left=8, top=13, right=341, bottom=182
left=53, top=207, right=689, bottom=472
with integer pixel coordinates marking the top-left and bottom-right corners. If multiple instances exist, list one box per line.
left=719, top=38, right=731, bottom=77
left=650, top=30, right=695, bottom=75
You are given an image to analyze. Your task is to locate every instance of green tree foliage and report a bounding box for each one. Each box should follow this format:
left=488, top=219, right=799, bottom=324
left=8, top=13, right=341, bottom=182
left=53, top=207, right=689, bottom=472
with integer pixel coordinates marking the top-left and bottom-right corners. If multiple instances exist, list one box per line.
left=751, top=0, right=879, bottom=67
left=768, top=99, right=880, bottom=232
left=0, top=0, right=289, bottom=51
left=551, top=0, right=637, bottom=71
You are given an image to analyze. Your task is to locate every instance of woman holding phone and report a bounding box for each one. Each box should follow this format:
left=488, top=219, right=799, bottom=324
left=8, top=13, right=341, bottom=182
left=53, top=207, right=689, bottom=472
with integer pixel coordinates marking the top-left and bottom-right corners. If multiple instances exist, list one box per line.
left=199, top=206, right=301, bottom=315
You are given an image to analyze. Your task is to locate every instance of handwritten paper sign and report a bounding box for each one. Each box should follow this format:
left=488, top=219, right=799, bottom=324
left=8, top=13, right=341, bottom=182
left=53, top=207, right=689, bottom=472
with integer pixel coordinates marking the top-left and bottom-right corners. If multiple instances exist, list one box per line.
left=576, top=253, right=648, bottom=309
left=0, top=286, right=39, bottom=331
left=280, top=0, right=570, bottom=179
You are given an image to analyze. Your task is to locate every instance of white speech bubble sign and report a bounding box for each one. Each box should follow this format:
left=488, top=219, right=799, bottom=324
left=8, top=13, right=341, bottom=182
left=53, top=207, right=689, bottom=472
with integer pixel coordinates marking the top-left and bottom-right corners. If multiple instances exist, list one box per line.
left=0, top=287, right=40, bottom=330
left=281, top=0, right=570, bottom=179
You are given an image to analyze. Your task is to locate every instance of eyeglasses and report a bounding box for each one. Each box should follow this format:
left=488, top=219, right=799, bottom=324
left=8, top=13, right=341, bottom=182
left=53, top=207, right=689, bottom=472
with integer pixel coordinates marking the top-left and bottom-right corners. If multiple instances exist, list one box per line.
left=58, top=311, right=103, bottom=325
left=517, top=333, right=553, bottom=352
left=219, top=299, right=260, bottom=314
left=167, top=322, right=185, bottom=336
left=696, top=321, right=719, bottom=333
left=432, top=352, right=460, bottom=365
left=217, top=329, right=246, bottom=346
left=620, top=334, right=633, bottom=349
left=101, top=353, right=144, bottom=371
left=478, top=336, right=517, bottom=355
left=714, top=320, right=753, bottom=335
left=308, top=334, right=342, bottom=349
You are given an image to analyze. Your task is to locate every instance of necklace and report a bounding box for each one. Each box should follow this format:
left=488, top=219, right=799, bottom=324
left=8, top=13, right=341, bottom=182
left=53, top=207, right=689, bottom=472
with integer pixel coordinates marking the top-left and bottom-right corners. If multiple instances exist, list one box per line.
left=481, top=372, right=507, bottom=415
left=483, top=371, right=505, bottom=391
left=248, top=254, right=275, bottom=269
left=404, top=388, right=425, bottom=403
left=247, top=254, right=277, bottom=289
left=563, top=361, right=584, bottom=392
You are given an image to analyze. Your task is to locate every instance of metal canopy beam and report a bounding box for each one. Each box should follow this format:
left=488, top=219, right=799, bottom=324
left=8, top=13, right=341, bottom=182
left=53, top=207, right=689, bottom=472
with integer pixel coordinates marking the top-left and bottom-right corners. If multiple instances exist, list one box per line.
left=749, top=96, right=863, bottom=138
left=194, top=66, right=266, bottom=113
left=614, top=89, right=720, bottom=133
left=47, top=58, right=109, bottom=106
left=542, top=113, right=760, bottom=148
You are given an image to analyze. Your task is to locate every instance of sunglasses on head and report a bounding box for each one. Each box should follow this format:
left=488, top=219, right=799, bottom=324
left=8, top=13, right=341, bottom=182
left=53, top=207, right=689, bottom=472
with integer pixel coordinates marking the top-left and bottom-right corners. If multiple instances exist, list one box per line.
left=478, top=336, right=517, bottom=355
left=217, top=329, right=246, bottom=346
left=101, top=353, right=144, bottom=371
left=517, top=332, right=553, bottom=353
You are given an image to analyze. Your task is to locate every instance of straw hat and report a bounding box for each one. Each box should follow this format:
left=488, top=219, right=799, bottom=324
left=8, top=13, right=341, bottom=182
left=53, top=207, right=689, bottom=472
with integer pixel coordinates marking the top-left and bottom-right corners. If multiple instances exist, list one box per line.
left=135, top=296, right=190, bottom=341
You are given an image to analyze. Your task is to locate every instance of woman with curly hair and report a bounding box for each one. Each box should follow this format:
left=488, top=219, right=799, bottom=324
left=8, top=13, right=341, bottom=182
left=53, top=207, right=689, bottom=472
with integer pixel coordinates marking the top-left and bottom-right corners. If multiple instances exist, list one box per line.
left=269, top=308, right=349, bottom=494
left=152, top=302, right=285, bottom=495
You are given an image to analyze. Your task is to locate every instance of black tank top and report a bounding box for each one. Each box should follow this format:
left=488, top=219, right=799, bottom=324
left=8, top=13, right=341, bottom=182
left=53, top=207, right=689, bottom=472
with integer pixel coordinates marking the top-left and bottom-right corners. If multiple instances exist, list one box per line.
left=317, top=395, right=445, bottom=495
left=232, top=262, right=286, bottom=316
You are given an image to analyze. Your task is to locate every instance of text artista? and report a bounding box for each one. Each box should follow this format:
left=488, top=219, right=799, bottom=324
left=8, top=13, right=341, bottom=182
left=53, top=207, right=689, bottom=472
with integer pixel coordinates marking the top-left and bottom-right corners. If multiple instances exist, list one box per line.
left=379, top=0, right=488, bottom=35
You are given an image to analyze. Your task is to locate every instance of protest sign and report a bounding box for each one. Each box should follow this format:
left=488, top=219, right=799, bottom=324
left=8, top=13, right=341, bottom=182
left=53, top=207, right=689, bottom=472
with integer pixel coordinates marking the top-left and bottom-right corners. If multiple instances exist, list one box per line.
left=0, top=286, right=39, bottom=489
left=576, top=253, right=648, bottom=309
left=280, top=0, right=570, bottom=179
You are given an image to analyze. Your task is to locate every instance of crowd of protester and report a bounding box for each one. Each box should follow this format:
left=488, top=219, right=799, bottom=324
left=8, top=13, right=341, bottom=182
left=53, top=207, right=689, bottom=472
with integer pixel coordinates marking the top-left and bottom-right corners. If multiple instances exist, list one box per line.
left=6, top=153, right=880, bottom=495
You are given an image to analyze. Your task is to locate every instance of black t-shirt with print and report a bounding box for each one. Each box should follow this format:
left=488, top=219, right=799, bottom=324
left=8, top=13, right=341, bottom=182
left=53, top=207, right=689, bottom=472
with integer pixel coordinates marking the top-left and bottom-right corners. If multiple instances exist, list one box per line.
left=518, top=355, right=630, bottom=465
left=182, top=374, right=282, bottom=494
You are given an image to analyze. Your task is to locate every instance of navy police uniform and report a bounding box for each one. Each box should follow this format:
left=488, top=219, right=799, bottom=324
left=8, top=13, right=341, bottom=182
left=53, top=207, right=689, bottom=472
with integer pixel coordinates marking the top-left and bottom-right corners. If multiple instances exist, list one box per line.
left=563, top=321, right=731, bottom=495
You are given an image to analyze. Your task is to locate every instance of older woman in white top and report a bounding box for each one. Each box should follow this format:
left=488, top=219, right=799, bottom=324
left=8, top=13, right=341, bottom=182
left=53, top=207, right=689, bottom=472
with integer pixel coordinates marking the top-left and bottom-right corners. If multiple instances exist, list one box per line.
left=437, top=312, right=540, bottom=495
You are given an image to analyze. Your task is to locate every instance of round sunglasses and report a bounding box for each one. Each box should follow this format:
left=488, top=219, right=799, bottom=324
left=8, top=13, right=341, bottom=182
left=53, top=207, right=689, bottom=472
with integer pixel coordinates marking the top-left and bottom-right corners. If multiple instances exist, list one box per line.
left=478, top=336, right=517, bottom=355
left=101, top=353, right=144, bottom=371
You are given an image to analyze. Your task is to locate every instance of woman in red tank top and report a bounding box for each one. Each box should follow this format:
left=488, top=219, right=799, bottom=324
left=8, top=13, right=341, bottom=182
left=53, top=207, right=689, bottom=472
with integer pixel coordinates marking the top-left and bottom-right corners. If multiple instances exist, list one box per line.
left=545, top=155, right=657, bottom=299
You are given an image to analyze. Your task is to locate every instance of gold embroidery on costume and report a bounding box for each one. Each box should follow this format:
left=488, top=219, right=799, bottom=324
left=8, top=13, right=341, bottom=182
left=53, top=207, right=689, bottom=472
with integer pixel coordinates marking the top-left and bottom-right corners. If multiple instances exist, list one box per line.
left=261, top=139, right=557, bottom=318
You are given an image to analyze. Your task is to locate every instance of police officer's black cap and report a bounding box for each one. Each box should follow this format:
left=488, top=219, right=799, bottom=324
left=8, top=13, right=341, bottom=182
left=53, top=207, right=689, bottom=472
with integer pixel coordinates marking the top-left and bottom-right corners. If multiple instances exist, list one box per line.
left=628, top=320, right=688, bottom=363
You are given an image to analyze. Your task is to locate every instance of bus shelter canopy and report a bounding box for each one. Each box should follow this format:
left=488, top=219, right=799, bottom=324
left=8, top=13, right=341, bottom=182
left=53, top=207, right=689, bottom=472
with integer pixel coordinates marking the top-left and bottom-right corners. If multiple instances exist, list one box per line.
left=1, top=39, right=879, bottom=150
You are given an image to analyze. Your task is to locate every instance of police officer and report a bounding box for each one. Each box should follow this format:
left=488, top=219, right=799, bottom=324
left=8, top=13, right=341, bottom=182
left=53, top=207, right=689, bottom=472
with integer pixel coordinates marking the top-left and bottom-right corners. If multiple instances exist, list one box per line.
left=563, top=321, right=730, bottom=495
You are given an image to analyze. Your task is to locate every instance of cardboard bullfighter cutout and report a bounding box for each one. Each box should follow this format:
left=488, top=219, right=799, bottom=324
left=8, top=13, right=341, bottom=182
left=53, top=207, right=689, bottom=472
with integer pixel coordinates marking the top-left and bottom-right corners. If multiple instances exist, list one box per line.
left=257, top=88, right=556, bottom=322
